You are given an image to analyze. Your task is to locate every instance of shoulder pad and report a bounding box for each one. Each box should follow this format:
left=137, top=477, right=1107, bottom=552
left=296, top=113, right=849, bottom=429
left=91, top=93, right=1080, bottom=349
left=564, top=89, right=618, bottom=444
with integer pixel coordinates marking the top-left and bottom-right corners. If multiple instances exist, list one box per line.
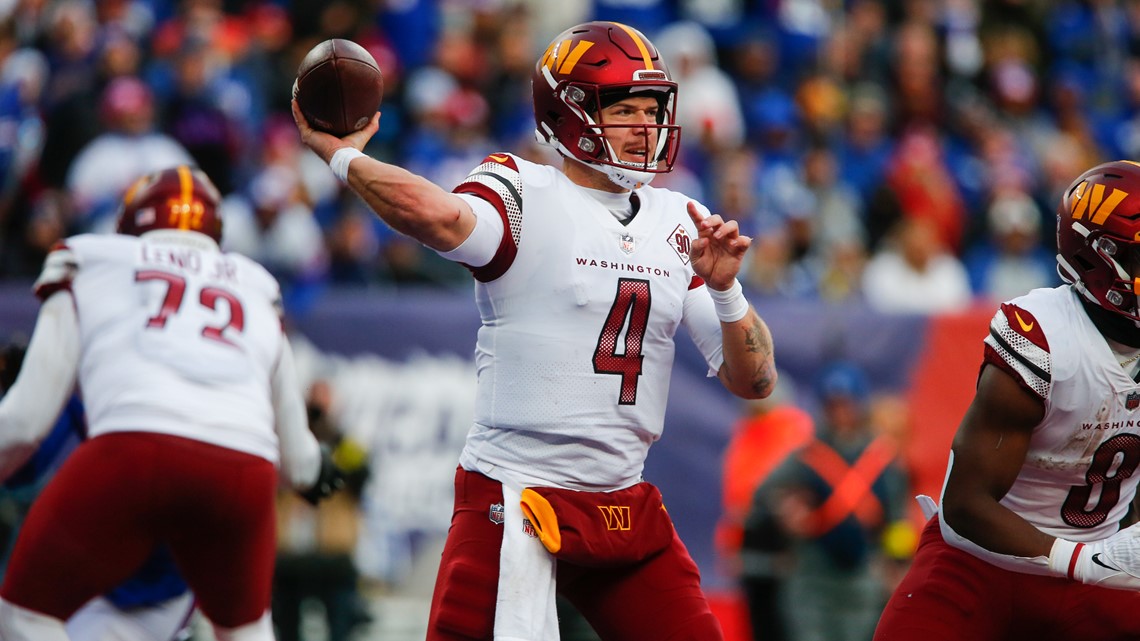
left=33, top=243, right=79, bottom=301
left=475, top=152, right=519, bottom=172
left=454, top=152, right=524, bottom=257
left=984, top=303, right=1051, bottom=399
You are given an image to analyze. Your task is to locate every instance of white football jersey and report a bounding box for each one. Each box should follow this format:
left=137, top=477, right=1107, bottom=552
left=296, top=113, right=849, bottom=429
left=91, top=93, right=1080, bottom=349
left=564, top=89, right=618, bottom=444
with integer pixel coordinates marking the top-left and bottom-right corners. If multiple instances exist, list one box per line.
left=979, top=285, right=1140, bottom=541
left=451, top=153, right=725, bottom=491
left=34, top=231, right=287, bottom=464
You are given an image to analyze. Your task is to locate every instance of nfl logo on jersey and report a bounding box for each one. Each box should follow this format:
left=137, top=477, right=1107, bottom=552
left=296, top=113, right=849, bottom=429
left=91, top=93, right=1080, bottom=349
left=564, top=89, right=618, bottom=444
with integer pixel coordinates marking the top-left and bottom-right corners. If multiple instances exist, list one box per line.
left=489, top=503, right=505, bottom=525
left=619, top=232, right=636, bottom=255
left=1127, top=392, right=1140, bottom=411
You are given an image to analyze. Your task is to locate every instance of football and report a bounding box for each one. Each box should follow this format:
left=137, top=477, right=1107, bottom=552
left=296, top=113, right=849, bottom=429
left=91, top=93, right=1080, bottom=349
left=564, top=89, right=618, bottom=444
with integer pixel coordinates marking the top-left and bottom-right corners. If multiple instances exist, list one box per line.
left=293, top=39, right=384, bottom=137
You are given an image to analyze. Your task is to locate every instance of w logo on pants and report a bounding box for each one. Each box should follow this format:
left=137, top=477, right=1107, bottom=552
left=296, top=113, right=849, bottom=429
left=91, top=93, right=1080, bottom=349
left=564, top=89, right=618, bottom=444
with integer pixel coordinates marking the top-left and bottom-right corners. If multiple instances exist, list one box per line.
left=597, top=505, right=631, bottom=531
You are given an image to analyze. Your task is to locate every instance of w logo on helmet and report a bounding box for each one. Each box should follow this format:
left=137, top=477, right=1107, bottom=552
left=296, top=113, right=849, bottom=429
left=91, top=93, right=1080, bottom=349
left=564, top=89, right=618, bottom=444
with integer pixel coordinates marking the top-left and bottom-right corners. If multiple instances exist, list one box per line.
left=540, top=39, right=595, bottom=76
left=1070, top=180, right=1130, bottom=225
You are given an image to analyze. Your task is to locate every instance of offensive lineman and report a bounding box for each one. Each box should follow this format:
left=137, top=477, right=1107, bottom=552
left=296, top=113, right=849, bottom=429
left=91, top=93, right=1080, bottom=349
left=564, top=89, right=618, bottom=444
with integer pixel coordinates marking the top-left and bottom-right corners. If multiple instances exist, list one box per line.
left=293, top=20, right=777, bottom=641
left=873, top=160, right=1140, bottom=640
left=0, top=166, right=342, bottom=641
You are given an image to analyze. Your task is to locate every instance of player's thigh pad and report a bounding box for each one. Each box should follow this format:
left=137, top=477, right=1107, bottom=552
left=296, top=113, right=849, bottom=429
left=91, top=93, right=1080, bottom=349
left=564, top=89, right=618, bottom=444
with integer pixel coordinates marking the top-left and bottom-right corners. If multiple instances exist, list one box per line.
left=559, top=530, right=723, bottom=641
left=874, top=519, right=1011, bottom=641
left=427, top=468, right=505, bottom=640
left=153, top=434, right=278, bottom=629
left=0, top=435, right=160, bottom=618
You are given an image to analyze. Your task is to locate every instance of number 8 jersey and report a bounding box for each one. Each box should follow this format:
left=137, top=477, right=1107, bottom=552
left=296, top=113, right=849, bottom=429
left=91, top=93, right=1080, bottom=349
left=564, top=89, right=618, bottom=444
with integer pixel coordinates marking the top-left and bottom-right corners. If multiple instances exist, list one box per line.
left=452, top=153, right=727, bottom=491
left=957, top=285, right=1140, bottom=546
left=32, top=230, right=288, bottom=465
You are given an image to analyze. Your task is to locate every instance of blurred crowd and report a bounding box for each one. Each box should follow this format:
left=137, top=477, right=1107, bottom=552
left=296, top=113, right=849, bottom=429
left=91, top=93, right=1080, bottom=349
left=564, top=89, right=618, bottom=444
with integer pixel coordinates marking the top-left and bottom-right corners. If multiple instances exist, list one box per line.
left=0, top=0, right=1134, bottom=316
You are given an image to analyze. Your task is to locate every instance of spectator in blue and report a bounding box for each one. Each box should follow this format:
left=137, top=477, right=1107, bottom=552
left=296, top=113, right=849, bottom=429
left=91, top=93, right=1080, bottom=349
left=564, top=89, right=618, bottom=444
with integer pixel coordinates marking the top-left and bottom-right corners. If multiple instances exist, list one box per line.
left=835, top=83, right=893, bottom=206
left=965, top=190, right=1058, bottom=304
left=161, top=38, right=242, bottom=193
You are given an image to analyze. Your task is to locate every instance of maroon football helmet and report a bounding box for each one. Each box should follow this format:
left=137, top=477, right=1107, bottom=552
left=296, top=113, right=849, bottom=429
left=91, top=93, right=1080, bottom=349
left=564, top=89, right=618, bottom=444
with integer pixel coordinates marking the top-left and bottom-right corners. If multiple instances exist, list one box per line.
left=116, top=165, right=223, bottom=243
left=532, top=21, right=680, bottom=188
left=1057, top=160, right=1140, bottom=321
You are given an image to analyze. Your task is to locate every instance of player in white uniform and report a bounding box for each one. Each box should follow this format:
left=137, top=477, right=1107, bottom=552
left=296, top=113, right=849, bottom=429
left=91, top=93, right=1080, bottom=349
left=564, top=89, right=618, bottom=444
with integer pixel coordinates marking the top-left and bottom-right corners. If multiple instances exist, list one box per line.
left=874, top=160, right=1140, bottom=641
left=0, top=166, right=343, bottom=641
left=293, top=20, right=777, bottom=641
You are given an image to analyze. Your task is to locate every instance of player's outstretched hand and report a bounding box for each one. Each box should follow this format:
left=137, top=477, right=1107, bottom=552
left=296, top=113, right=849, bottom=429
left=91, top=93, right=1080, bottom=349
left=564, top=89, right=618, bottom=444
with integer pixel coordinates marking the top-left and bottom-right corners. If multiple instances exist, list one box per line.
left=1050, top=521, right=1140, bottom=590
left=298, top=443, right=347, bottom=506
left=291, top=98, right=379, bottom=165
left=686, top=201, right=751, bottom=292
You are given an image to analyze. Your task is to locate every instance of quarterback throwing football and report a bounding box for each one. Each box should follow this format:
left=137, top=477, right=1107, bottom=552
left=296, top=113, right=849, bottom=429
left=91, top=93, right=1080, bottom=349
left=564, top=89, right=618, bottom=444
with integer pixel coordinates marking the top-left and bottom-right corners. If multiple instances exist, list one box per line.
left=294, top=21, right=777, bottom=641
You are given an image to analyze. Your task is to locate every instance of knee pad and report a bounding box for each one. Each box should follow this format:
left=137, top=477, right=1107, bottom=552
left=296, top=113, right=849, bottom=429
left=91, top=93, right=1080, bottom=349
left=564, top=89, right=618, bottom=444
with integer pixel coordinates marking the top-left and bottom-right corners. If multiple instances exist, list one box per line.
left=430, top=560, right=497, bottom=639
left=0, top=598, right=69, bottom=641
left=213, top=611, right=274, bottom=641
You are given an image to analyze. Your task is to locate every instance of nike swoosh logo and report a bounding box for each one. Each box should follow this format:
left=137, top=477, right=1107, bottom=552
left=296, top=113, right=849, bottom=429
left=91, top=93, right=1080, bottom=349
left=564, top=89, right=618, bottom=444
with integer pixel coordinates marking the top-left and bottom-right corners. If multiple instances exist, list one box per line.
left=488, top=154, right=510, bottom=163
left=1014, top=311, right=1034, bottom=332
left=1092, top=552, right=1120, bottom=572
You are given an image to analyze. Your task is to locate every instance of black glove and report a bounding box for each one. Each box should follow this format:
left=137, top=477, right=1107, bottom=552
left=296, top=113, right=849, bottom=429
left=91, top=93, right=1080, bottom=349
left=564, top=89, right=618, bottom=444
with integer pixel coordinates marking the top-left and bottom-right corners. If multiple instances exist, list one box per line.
left=298, top=443, right=347, bottom=506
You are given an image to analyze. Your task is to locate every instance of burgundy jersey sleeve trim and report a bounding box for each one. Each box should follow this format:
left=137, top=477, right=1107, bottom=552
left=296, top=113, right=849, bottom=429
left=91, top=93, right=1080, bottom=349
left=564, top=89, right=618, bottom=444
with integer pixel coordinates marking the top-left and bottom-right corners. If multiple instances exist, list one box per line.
left=982, top=304, right=1052, bottom=401
left=999, top=303, right=1048, bottom=350
left=982, top=344, right=1046, bottom=401
left=454, top=154, right=524, bottom=283
left=33, top=242, right=77, bottom=301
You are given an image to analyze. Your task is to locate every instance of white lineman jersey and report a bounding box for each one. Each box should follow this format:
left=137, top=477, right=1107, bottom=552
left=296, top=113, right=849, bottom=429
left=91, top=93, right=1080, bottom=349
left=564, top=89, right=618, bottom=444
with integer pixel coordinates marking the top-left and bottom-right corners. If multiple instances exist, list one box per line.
left=34, top=232, right=287, bottom=465
left=451, top=153, right=726, bottom=491
left=980, top=285, right=1140, bottom=541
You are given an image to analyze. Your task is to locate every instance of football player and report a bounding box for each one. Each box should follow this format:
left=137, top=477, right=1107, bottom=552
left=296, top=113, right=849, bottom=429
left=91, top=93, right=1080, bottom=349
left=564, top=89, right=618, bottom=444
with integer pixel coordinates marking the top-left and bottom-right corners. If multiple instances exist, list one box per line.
left=0, top=342, right=195, bottom=641
left=873, top=160, right=1140, bottom=640
left=293, top=21, right=777, bottom=641
left=0, top=166, right=342, bottom=641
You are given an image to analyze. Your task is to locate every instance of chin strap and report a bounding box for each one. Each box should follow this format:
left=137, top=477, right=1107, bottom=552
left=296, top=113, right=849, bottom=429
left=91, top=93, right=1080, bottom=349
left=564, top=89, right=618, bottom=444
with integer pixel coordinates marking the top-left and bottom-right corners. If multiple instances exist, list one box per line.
left=600, top=162, right=655, bottom=189
left=538, top=130, right=660, bottom=190
left=561, top=152, right=655, bottom=189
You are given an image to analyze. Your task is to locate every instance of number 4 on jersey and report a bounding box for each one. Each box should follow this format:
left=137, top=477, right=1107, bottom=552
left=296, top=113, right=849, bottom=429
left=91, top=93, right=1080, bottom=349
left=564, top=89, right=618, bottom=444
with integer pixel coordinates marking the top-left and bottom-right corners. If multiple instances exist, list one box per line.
left=593, top=278, right=651, bottom=405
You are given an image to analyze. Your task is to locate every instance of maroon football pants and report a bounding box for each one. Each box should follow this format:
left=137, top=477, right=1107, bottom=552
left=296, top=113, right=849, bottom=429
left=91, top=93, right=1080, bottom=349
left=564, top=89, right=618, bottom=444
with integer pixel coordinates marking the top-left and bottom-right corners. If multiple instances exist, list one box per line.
left=873, top=517, right=1140, bottom=641
left=0, top=431, right=278, bottom=628
left=426, top=467, right=723, bottom=641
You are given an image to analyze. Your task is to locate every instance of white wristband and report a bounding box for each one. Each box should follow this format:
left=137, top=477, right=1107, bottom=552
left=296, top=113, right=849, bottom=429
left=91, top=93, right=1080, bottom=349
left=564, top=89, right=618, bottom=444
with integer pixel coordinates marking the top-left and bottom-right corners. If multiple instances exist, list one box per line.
left=1047, top=537, right=1082, bottom=580
left=329, top=147, right=365, bottom=183
left=707, top=279, right=750, bottom=323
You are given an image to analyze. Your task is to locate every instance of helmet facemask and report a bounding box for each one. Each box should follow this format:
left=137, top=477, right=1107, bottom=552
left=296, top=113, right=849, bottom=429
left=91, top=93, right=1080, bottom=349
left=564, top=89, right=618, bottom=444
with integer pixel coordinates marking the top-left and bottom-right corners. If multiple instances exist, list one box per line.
left=1058, top=221, right=1140, bottom=322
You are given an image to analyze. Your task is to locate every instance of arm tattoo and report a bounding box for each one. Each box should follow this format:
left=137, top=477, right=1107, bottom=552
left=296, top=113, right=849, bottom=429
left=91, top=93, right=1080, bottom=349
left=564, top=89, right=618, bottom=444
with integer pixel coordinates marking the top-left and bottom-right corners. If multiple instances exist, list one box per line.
left=751, top=363, right=776, bottom=397
left=742, top=315, right=776, bottom=396
left=743, top=317, right=771, bottom=355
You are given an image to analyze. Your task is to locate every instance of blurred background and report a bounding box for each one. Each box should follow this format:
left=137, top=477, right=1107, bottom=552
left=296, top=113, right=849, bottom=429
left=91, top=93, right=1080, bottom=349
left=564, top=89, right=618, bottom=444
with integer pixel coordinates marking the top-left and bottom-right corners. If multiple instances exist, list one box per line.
left=0, top=0, right=1132, bottom=639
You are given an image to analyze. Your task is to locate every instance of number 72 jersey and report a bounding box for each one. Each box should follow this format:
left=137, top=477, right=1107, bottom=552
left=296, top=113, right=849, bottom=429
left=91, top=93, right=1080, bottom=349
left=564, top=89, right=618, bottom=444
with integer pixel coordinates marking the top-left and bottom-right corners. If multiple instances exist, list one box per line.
left=33, top=232, right=287, bottom=464
left=453, top=153, right=726, bottom=490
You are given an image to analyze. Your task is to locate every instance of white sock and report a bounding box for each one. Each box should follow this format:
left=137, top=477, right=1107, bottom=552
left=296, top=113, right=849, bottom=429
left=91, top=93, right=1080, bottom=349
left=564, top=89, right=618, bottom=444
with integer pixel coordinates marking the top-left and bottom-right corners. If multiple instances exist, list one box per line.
left=213, top=611, right=275, bottom=641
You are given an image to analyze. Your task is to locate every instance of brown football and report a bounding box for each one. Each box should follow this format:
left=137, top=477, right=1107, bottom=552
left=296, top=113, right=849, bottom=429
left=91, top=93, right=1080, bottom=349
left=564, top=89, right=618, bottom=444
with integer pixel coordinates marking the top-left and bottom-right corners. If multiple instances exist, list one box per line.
left=293, top=39, right=384, bottom=137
